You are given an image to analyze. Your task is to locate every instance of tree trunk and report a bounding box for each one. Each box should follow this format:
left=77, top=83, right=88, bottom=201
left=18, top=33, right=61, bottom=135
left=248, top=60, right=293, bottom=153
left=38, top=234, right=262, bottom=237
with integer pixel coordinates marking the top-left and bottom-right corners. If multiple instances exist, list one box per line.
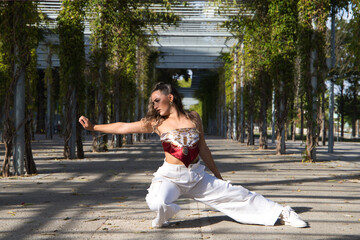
left=340, top=113, right=345, bottom=138
left=220, top=97, right=224, bottom=137
left=249, top=94, right=253, bottom=146
left=239, top=79, right=245, bottom=142
left=91, top=131, right=97, bottom=152
left=339, top=82, right=345, bottom=137
left=305, top=19, right=318, bottom=162
left=2, top=140, right=12, bottom=177
left=76, top=101, right=84, bottom=159
left=31, top=116, right=35, bottom=141
left=13, top=58, right=25, bottom=176
left=321, top=91, right=326, bottom=146
left=2, top=46, right=17, bottom=176
left=1, top=63, right=16, bottom=177
left=352, top=119, right=356, bottom=138
left=276, top=79, right=286, bottom=154
left=239, top=43, right=245, bottom=143
left=232, top=51, right=238, bottom=140
left=290, top=102, right=294, bottom=141
left=140, top=76, right=145, bottom=141
left=70, top=88, right=76, bottom=159
left=259, top=96, right=268, bottom=149
left=45, top=48, right=53, bottom=140
left=95, top=55, right=107, bottom=152
left=276, top=127, right=286, bottom=154
left=271, top=91, right=275, bottom=143
left=247, top=83, right=254, bottom=146
left=259, top=74, right=268, bottom=149
left=25, top=111, right=36, bottom=174
left=64, top=89, right=72, bottom=159
left=113, top=80, right=122, bottom=148
left=2, top=117, right=13, bottom=177
left=63, top=87, right=77, bottom=159
left=300, top=96, right=304, bottom=141
left=24, top=64, right=36, bottom=174
left=293, top=57, right=301, bottom=142
left=328, top=5, right=336, bottom=152
left=227, top=106, right=232, bottom=139
left=223, top=80, right=227, bottom=137
left=96, top=89, right=105, bottom=151
left=292, top=120, right=296, bottom=141
left=126, top=108, right=133, bottom=145
left=134, top=45, right=140, bottom=142
left=76, top=121, right=84, bottom=159
left=0, top=107, right=3, bottom=143
left=350, top=76, right=358, bottom=138
left=46, top=71, right=53, bottom=139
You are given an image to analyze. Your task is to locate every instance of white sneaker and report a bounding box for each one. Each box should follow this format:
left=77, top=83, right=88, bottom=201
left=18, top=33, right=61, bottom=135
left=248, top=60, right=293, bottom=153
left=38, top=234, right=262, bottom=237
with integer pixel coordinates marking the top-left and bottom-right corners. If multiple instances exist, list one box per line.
left=152, top=220, right=170, bottom=228
left=280, top=206, right=308, bottom=228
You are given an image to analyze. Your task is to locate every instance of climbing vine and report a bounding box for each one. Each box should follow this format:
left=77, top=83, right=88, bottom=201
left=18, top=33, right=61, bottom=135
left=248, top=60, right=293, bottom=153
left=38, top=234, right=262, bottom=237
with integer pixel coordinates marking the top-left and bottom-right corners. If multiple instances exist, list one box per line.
left=86, top=0, right=178, bottom=148
left=57, top=0, right=87, bottom=159
left=0, top=1, right=40, bottom=176
left=222, top=0, right=298, bottom=151
left=297, top=0, right=330, bottom=162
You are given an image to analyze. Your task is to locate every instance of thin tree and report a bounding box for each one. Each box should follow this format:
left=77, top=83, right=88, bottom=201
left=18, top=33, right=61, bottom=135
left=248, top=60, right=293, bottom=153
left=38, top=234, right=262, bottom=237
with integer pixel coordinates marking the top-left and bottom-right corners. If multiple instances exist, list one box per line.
left=269, top=0, right=298, bottom=154
left=298, top=0, right=330, bottom=162
left=57, top=0, right=87, bottom=159
left=87, top=0, right=178, bottom=150
left=346, top=2, right=360, bottom=138
left=0, top=1, right=39, bottom=176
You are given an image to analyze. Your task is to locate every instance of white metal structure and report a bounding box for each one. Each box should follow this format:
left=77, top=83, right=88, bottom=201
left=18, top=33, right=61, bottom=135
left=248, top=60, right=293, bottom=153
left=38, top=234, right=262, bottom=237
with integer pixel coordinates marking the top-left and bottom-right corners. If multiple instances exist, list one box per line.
left=36, top=1, right=240, bottom=109
left=149, top=1, right=238, bottom=69
left=36, top=0, right=238, bottom=70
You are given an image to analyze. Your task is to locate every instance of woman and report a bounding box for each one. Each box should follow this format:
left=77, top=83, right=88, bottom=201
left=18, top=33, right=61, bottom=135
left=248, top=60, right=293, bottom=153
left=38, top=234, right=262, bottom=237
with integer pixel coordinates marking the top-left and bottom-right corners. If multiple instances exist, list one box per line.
left=79, top=82, right=307, bottom=228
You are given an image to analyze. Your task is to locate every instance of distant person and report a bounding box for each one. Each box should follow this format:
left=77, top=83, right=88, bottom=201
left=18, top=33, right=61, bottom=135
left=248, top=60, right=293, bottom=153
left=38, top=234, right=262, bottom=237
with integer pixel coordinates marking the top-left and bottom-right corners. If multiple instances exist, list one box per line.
left=79, top=82, right=307, bottom=228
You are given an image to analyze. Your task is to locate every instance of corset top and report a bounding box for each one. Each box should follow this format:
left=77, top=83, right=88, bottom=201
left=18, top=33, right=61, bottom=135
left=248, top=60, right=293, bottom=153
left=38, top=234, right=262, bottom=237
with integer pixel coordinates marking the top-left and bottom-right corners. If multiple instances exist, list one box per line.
left=160, top=128, right=200, bottom=167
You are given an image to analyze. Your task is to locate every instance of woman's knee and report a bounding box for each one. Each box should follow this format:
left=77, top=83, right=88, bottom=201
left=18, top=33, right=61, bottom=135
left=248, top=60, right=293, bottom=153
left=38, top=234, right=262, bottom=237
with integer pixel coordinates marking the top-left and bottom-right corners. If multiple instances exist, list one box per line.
left=146, top=179, right=168, bottom=211
left=146, top=194, right=166, bottom=211
left=145, top=178, right=180, bottom=211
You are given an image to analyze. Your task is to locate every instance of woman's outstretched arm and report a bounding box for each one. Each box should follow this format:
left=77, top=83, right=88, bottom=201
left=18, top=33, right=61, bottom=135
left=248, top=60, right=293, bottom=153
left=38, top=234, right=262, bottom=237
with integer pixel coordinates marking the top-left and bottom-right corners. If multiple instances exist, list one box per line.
left=78, top=116, right=153, bottom=135
left=191, top=111, right=223, bottom=180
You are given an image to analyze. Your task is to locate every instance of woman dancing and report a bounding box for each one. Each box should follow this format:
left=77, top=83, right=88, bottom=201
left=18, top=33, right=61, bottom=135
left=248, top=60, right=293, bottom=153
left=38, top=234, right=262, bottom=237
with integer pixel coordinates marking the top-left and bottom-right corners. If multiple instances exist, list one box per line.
left=79, top=82, right=307, bottom=228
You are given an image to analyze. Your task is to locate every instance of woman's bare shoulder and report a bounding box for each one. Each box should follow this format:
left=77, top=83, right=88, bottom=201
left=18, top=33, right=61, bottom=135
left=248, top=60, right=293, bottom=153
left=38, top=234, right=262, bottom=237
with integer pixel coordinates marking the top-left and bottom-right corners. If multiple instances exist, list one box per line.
left=189, top=111, right=202, bottom=129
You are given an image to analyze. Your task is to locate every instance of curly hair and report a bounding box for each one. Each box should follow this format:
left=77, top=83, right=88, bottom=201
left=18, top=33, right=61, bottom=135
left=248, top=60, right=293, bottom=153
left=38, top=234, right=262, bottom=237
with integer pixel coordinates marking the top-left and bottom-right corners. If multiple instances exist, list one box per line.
left=142, top=82, right=196, bottom=133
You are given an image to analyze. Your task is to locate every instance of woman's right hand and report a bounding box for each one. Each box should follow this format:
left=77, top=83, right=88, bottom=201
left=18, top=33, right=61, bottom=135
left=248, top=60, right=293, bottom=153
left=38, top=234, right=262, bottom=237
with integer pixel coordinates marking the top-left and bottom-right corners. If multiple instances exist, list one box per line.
left=79, top=116, right=94, bottom=131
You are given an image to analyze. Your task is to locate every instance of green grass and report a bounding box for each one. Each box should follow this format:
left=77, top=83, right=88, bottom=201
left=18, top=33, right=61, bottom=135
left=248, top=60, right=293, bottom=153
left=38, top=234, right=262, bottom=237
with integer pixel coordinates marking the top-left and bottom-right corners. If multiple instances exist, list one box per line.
left=177, top=78, right=192, bottom=88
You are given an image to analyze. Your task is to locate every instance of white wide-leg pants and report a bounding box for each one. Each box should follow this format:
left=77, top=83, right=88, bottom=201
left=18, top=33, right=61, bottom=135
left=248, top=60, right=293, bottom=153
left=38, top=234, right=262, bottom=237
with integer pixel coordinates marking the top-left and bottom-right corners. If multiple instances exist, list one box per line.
left=145, top=160, right=283, bottom=227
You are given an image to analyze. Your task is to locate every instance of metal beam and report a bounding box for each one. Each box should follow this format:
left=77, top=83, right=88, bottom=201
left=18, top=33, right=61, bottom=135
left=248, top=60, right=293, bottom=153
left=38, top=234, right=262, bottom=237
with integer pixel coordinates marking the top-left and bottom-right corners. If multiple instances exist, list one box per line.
left=156, top=62, right=223, bottom=69
left=146, top=32, right=234, bottom=37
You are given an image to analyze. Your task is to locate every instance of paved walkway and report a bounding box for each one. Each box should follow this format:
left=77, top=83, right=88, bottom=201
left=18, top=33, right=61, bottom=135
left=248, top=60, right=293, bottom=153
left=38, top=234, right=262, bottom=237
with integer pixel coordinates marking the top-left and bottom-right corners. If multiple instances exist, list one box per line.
left=0, top=135, right=359, bottom=240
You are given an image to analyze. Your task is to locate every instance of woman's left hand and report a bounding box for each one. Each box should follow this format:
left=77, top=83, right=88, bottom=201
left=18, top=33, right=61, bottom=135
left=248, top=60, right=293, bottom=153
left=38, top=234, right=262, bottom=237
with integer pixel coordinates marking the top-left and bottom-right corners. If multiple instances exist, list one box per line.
left=79, top=116, right=94, bottom=131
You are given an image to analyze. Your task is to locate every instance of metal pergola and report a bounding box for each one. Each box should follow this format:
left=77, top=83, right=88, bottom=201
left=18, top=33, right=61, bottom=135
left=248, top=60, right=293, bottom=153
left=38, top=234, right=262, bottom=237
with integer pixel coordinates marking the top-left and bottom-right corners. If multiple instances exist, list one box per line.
left=37, top=0, right=239, bottom=70
left=36, top=1, right=241, bottom=108
left=148, top=1, right=238, bottom=69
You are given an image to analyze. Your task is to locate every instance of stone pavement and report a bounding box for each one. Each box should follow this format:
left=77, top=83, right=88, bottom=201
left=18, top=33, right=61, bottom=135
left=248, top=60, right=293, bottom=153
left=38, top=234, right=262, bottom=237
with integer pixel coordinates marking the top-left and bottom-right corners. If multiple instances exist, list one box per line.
left=0, top=134, right=359, bottom=240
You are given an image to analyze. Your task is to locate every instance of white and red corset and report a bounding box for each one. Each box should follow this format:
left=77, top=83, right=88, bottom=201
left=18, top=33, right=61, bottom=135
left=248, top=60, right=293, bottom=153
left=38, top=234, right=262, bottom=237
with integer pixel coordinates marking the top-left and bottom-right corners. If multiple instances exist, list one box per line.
left=160, top=128, right=200, bottom=167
